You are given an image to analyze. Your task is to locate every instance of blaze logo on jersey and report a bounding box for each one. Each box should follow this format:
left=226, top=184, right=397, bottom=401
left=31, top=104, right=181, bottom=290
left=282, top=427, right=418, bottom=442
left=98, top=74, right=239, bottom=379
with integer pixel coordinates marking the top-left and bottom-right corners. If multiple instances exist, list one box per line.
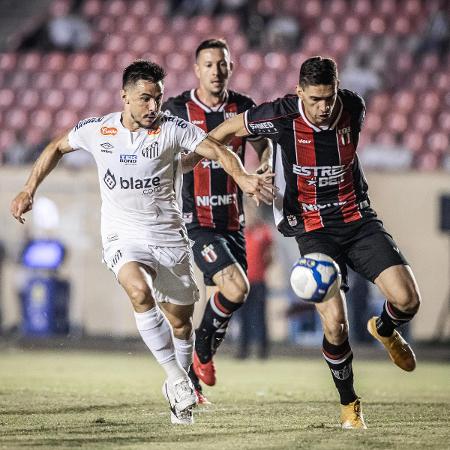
left=142, top=141, right=159, bottom=158
left=104, top=169, right=116, bottom=189
left=293, top=164, right=346, bottom=187
left=119, top=176, right=161, bottom=190
left=101, top=126, right=118, bottom=136
left=201, top=244, right=218, bottom=263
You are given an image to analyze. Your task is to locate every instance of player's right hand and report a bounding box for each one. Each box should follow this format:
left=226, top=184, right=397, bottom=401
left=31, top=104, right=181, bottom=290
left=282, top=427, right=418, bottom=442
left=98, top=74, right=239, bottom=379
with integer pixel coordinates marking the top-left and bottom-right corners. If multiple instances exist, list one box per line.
left=10, top=191, right=33, bottom=224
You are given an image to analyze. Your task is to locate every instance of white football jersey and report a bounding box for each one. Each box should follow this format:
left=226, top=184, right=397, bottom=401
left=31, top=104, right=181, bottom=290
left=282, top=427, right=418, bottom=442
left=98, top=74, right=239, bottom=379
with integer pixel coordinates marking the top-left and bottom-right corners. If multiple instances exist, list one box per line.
left=68, top=112, right=207, bottom=246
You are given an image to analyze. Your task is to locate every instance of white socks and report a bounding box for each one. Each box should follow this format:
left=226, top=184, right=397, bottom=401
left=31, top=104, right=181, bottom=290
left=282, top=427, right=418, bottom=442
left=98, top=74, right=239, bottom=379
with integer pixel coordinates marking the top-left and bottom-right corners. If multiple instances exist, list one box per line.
left=173, top=333, right=195, bottom=372
left=134, top=307, right=186, bottom=381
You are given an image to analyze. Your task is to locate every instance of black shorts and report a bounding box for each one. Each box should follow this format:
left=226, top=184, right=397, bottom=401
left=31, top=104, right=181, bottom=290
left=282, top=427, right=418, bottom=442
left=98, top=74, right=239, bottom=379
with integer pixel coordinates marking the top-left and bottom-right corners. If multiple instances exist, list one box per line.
left=189, top=228, right=247, bottom=286
left=295, top=218, right=408, bottom=291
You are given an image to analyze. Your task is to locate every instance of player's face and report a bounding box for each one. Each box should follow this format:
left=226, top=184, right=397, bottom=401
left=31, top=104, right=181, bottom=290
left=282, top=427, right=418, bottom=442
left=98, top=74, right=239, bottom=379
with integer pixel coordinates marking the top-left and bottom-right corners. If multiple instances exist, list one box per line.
left=195, top=47, right=233, bottom=96
left=297, top=83, right=338, bottom=127
left=122, top=79, right=164, bottom=129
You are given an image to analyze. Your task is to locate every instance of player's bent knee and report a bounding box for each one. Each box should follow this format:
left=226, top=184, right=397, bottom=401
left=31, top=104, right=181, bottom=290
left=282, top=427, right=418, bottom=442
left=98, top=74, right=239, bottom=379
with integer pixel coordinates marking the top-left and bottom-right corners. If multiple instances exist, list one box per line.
left=128, top=286, right=153, bottom=310
left=393, top=286, right=421, bottom=314
left=222, top=283, right=249, bottom=304
left=171, top=320, right=193, bottom=340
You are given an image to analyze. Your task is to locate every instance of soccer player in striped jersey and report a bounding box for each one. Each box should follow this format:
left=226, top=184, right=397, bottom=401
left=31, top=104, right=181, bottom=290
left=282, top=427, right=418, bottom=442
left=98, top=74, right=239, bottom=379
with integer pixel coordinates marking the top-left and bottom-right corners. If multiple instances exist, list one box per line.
left=162, top=39, right=272, bottom=403
left=209, top=56, right=421, bottom=429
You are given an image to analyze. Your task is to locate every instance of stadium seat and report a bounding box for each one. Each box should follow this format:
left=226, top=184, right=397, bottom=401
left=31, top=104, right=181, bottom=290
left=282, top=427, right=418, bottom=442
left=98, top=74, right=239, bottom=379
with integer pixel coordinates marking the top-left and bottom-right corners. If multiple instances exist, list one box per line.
left=104, top=35, right=127, bottom=54
left=0, top=89, right=15, bottom=108
left=0, top=53, right=17, bottom=71
left=5, top=108, right=28, bottom=130
left=67, top=54, right=90, bottom=72
left=42, top=53, right=66, bottom=72
left=17, top=90, right=40, bottom=111
left=104, top=0, right=127, bottom=17
left=54, top=110, right=79, bottom=130
left=65, top=89, right=89, bottom=112
left=130, top=0, right=151, bottom=16
left=165, top=53, right=189, bottom=72
left=42, top=90, right=65, bottom=110
left=343, top=16, right=362, bottom=35
left=143, top=16, right=165, bottom=35
left=33, top=72, right=54, bottom=90
left=303, top=0, right=322, bottom=20
left=59, top=72, right=79, bottom=90
left=19, top=53, right=41, bottom=71
left=32, top=109, right=53, bottom=130
left=264, top=52, right=288, bottom=71
left=82, top=0, right=102, bottom=17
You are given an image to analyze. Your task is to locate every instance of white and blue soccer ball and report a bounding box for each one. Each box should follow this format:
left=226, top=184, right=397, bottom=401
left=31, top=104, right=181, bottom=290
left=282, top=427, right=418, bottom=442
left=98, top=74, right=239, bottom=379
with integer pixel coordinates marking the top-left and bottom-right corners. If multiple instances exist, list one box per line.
left=290, top=253, right=342, bottom=303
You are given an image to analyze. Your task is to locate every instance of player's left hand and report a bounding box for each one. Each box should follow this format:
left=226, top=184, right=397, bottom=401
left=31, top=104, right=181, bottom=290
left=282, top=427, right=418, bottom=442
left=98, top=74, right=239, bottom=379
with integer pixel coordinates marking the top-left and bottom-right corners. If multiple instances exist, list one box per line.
left=237, top=172, right=276, bottom=206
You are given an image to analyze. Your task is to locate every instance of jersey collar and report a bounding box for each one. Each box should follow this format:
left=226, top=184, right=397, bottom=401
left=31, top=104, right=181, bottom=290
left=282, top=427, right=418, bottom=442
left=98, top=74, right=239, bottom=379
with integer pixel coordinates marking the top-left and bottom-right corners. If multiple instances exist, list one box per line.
left=190, top=89, right=229, bottom=112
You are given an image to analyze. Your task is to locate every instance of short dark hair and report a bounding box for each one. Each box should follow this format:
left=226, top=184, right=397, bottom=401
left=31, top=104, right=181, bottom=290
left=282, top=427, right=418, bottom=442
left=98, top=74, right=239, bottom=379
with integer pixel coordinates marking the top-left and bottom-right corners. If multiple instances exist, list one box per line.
left=122, top=59, right=166, bottom=89
left=299, top=56, right=338, bottom=87
left=195, top=38, right=230, bottom=60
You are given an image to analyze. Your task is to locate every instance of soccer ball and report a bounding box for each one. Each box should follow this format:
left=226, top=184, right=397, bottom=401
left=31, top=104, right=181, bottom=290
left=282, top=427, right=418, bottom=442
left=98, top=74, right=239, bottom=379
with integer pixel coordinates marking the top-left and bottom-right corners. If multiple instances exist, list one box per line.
left=290, top=253, right=341, bottom=303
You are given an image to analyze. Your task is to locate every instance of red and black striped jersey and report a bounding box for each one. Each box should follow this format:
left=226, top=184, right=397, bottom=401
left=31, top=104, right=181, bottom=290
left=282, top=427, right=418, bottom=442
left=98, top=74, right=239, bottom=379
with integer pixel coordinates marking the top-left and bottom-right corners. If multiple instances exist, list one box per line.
left=162, top=89, right=257, bottom=232
left=244, top=89, right=373, bottom=236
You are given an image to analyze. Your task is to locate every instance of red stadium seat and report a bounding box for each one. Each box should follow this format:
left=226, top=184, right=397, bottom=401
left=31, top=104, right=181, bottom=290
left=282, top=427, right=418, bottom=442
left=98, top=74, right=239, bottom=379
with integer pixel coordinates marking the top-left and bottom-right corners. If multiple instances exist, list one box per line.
left=65, top=89, right=89, bottom=112
left=82, top=0, right=102, bottom=17
left=354, top=0, right=371, bottom=17
left=264, top=52, right=288, bottom=71
left=165, top=53, right=189, bottom=72
left=193, top=16, right=214, bottom=35
left=370, top=93, right=390, bottom=114
left=216, top=14, right=240, bottom=35
left=231, top=70, right=252, bottom=93
left=428, top=131, right=449, bottom=154
left=143, top=16, right=164, bottom=35
left=318, top=17, right=337, bottom=34
left=387, top=112, right=408, bottom=134
left=59, top=72, right=79, bottom=90
left=131, top=35, right=153, bottom=56
left=17, top=90, right=40, bottom=111
left=104, top=0, right=127, bottom=17
left=394, top=91, right=415, bottom=114
left=10, top=72, right=30, bottom=90
left=19, top=53, right=41, bottom=71
left=412, top=112, right=433, bottom=134
left=80, top=72, right=103, bottom=90
left=121, top=16, right=141, bottom=34
left=0, top=89, right=15, bottom=108
left=329, top=0, right=346, bottom=17
left=42, top=53, right=66, bottom=72
left=422, top=91, right=440, bottom=114
left=401, top=131, right=424, bottom=155
left=104, top=35, right=127, bottom=54
left=0, top=129, right=15, bottom=153
left=368, top=16, right=387, bottom=34
left=5, top=108, right=28, bottom=130
left=343, top=16, right=362, bottom=35
left=130, top=0, right=151, bottom=16
left=32, top=109, right=53, bottom=130
left=67, top=53, right=90, bottom=72
left=155, top=35, right=176, bottom=55
left=303, top=0, right=322, bottom=20
left=239, top=52, right=264, bottom=73
left=302, top=35, right=324, bottom=55
left=0, top=53, right=17, bottom=71
left=393, top=16, right=411, bottom=34
left=90, top=53, right=114, bottom=72
left=54, top=110, right=79, bottom=130
left=33, top=72, right=55, bottom=90
left=96, top=16, right=116, bottom=34
left=172, top=16, right=189, bottom=34
left=363, top=112, right=382, bottom=135
left=42, top=89, right=65, bottom=110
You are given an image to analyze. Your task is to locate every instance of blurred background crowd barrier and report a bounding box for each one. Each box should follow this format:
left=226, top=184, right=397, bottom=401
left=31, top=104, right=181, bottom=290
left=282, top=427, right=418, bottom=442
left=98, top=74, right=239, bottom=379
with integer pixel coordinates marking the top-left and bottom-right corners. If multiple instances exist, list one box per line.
left=0, top=0, right=448, bottom=347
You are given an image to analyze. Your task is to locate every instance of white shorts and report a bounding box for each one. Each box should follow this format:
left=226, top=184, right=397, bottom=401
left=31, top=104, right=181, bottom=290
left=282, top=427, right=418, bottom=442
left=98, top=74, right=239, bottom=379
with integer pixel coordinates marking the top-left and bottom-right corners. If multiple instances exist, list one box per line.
left=103, top=239, right=199, bottom=305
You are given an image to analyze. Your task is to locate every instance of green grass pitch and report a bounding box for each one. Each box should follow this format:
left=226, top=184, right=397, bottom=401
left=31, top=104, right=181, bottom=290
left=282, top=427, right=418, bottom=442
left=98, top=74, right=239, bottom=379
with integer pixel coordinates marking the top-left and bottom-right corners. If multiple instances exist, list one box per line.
left=1, top=350, right=448, bottom=449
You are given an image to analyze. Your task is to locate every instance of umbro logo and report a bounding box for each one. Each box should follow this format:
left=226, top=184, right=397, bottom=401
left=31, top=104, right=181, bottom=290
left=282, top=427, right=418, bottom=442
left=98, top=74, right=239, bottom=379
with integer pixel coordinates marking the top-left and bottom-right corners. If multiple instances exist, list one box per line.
left=297, top=139, right=311, bottom=144
left=101, top=142, right=114, bottom=153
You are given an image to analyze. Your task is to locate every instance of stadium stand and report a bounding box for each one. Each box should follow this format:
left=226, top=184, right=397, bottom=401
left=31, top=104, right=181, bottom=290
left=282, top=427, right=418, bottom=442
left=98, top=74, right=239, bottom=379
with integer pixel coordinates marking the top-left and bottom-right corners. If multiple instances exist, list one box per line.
left=0, top=0, right=448, bottom=169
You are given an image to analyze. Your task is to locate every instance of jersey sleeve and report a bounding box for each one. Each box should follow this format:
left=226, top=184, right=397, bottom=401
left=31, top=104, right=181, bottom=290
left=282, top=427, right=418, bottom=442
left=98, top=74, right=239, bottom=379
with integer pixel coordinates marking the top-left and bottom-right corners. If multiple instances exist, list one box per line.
left=244, top=101, right=281, bottom=139
left=169, top=117, right=207, bottom=153
left=68, top=116, right=103, bottom=153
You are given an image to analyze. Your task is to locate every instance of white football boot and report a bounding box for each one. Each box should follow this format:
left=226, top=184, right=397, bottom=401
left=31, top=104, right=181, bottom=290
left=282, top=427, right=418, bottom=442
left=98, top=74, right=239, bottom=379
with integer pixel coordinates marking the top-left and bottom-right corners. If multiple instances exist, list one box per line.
left=162, top=377, right=196, bottom=425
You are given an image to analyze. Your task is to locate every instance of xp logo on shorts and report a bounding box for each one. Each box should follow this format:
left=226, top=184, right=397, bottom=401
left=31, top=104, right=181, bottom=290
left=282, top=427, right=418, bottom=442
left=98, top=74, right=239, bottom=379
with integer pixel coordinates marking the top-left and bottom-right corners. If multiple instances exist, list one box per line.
left=201, top=244, right=218, bottom=263
left=142, top=141, right=159, bottom=158
left=104, top=169, right=116, bottom=189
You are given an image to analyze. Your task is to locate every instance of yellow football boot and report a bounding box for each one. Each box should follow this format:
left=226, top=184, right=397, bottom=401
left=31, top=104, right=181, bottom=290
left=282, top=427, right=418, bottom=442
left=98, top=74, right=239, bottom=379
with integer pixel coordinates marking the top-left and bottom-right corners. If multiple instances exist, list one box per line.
left=341, top=399, right=367, bottom=429
left=367, top=316, right=416, bottom=371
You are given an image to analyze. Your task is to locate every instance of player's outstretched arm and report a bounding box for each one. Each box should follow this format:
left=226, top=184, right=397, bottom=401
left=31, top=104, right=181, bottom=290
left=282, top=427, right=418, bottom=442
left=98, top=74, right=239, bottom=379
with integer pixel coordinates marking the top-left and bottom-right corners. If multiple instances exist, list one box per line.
left=180, top=151, right=203, bottom=173
left=195, top=134, right=274, bottom=206
left=10, top=132, right=74, bottom=224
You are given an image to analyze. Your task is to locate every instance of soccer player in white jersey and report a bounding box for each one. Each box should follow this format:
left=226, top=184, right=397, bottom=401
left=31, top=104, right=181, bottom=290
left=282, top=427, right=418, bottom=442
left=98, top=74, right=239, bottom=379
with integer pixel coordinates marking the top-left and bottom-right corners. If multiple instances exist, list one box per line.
left=10, top=60, right=274, bottom=425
